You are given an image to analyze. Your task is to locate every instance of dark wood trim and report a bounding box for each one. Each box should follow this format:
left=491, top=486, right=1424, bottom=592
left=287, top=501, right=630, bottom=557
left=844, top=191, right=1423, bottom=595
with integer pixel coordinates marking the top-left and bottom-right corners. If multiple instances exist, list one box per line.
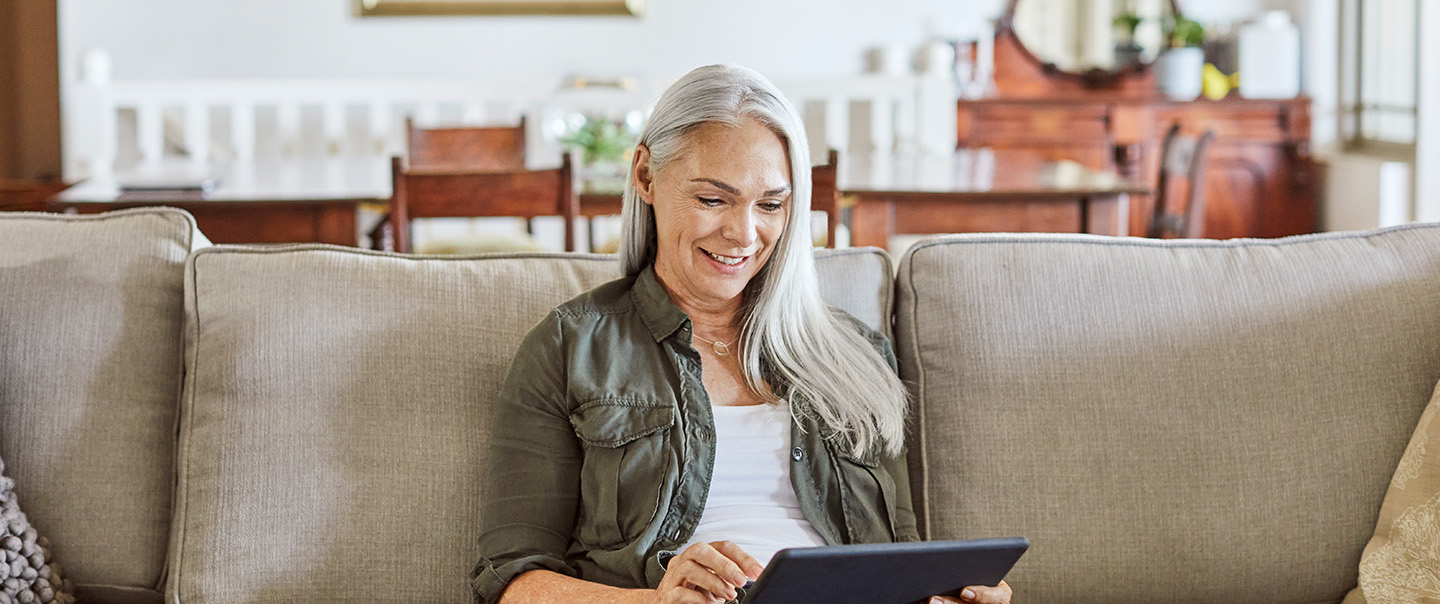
left=0, top=0, right=61, bottom=181
left=49, top=199, right=361, bottom=246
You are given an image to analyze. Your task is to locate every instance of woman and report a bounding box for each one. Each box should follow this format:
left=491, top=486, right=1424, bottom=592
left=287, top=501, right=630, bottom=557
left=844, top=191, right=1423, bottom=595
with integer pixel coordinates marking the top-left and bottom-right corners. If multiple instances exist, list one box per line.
left=473, top=64, right=1012, bottom=604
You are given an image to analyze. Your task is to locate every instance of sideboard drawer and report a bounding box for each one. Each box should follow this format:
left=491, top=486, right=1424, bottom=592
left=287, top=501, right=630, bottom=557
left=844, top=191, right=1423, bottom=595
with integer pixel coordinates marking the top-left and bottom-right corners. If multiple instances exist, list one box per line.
left=1154, top=106, right=1299, bottom=144
left=959, top=103, right=1111, bottom=142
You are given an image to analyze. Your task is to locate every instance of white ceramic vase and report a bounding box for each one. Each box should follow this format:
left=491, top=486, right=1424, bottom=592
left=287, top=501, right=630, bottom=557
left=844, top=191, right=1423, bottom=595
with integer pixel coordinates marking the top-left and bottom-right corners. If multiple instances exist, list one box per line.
left=1154, top=47, right=1204, bottom=101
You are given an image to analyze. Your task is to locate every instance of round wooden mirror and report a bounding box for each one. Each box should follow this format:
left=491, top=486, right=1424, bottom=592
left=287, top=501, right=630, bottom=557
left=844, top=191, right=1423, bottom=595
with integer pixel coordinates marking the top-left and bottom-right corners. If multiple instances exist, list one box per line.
left=996, top=0, right=1183, bottom=93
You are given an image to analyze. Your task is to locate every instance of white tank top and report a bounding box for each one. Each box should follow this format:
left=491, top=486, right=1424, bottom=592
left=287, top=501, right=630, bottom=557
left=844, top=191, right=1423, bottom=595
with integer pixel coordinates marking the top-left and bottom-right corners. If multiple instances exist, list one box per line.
left=681, top=399, right=827, bottom=566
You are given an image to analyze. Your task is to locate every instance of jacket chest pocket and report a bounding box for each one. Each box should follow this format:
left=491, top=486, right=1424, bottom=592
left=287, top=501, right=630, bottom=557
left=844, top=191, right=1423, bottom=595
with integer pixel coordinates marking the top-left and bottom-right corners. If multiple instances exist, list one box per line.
left=833, top=447, right=899, bottom=543
left=569, top=399, right=675, bottom=548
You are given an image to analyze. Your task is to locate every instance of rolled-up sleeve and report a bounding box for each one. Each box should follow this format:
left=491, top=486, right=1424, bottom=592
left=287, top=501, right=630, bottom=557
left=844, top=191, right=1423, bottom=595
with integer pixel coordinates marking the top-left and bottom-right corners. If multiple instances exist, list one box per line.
left=472, top=311, right=582, bottom=604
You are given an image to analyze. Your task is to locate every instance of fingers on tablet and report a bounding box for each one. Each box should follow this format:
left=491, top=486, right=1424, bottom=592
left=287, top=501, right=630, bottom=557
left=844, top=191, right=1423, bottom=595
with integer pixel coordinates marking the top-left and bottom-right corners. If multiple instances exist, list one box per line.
left=709, top=540, right=765, bottom=579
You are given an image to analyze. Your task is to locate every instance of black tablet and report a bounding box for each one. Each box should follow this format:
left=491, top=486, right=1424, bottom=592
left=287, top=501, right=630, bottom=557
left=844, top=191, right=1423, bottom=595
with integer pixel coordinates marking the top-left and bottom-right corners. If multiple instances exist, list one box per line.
left=738, top=537, right=1029, bottom=604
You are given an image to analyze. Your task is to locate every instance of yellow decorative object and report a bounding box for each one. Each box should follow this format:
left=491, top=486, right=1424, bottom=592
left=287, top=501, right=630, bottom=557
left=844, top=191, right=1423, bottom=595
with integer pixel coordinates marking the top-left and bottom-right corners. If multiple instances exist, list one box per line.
left=1202, top=63, right=1233, bottom=100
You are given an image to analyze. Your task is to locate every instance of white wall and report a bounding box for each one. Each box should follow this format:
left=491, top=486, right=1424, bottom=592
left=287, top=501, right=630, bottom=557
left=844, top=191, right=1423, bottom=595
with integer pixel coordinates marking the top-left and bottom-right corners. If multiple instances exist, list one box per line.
left=59, top=0, right=1011, bottom=84
left=60, top=0, right=1302, bottom=84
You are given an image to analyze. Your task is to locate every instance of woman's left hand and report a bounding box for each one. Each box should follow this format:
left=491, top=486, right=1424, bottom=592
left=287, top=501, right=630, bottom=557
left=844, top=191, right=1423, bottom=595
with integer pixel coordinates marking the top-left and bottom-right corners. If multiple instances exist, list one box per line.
left=929, top=580, right=1011, bottom=604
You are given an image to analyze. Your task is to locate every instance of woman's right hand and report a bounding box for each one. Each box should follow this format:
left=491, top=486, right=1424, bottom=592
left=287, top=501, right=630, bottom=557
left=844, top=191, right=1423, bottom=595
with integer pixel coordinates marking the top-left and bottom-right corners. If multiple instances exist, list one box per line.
left=653, top=541, right=764, bottom=604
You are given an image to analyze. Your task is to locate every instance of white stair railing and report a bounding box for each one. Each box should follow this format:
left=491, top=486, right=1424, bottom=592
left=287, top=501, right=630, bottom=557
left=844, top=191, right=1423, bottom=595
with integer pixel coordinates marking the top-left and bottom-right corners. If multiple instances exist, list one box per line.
left=64, top=49, right=958, bottom=181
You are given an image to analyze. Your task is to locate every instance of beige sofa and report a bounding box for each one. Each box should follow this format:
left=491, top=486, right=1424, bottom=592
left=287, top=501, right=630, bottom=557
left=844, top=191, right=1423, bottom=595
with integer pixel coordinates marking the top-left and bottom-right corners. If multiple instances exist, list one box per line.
left=2, top=207, right=1436, bottom=604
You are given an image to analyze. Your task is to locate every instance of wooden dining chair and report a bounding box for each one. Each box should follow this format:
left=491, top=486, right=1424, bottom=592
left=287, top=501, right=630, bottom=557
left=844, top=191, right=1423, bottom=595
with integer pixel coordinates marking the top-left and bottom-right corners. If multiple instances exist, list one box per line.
left=379, top=154, right=578, bottom=253
left=1147, top=124, right=1216, bottom=239
left=811, top=149, right=842, bottom=248
left=405, top=117, right=526, bottom=171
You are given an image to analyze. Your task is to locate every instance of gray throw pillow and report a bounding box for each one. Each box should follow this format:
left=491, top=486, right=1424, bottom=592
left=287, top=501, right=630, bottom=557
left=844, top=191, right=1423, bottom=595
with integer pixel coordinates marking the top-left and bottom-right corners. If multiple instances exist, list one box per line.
left=0, top=457, right=74, bottom=604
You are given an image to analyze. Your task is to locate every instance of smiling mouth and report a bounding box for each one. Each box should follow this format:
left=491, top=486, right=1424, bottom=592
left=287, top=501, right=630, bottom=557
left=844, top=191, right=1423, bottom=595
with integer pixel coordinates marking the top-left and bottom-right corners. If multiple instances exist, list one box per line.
left=703, top=249, right=747, bottom=266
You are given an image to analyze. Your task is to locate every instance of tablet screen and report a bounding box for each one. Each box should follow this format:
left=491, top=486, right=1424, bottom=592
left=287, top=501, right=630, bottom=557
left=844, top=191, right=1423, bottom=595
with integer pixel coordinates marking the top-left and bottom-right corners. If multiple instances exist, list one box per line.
left=739, top=537, right=1028, bottom=604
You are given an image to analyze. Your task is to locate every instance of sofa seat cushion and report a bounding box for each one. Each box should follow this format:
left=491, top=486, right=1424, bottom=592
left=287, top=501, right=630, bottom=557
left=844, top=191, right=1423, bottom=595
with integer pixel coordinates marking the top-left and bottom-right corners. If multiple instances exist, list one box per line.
left=0, top=209, right=203, bottom=604
left=168, top=245, right=891, bottom=603
left=895, top=226, right=1440, bottom=604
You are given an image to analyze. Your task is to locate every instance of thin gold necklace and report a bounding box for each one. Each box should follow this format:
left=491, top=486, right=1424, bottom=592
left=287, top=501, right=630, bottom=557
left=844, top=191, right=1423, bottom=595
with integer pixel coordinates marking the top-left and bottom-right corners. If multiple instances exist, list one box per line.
left=693, top=333, right=735, bottom=356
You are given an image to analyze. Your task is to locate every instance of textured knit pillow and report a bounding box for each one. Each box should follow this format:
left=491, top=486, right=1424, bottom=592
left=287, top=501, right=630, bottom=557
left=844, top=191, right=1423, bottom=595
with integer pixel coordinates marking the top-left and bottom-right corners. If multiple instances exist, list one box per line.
left=0, top=457, right=75, bottom=604
left=1342, top=379, right=1440, bottom=604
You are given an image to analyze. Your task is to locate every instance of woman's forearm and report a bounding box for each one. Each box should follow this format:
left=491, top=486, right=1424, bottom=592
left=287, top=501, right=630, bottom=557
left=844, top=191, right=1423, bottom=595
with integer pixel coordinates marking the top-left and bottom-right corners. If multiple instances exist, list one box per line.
left=496, top=569, right=656, bottom=604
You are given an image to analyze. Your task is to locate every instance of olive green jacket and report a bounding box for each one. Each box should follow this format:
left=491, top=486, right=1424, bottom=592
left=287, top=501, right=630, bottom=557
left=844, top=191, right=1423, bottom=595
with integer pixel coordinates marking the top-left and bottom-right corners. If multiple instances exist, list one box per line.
left=471, top=267, right=918, bottom=604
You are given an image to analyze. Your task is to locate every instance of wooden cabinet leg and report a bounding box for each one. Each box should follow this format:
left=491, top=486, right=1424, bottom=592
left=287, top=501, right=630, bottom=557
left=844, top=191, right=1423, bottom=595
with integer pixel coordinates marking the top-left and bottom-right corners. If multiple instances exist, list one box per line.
left=1082, top=194, right=1128, bottom=236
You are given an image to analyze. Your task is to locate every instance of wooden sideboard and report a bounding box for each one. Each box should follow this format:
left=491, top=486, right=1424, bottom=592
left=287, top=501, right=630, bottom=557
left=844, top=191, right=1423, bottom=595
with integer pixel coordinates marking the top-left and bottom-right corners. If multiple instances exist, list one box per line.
left=957, top=96, right=1319, bottom=240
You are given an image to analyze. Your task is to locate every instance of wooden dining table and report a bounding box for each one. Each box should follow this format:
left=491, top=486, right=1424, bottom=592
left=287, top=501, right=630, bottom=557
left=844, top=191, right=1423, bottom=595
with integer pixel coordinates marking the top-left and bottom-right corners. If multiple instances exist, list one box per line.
left=48, top=158, right=393, bottom=246
left=577, top=150, right=1147, bottom=247
left=48, top=151, right=1147, bottom=248
left=837, top=150, right=1148, bottom=247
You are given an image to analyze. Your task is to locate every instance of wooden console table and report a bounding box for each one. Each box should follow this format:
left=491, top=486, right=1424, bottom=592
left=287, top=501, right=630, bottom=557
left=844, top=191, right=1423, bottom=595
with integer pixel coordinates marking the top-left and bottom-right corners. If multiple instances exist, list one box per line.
left=971, top=8, right=1320, bottom=241
left=957, top=96, right=1319, bottom=240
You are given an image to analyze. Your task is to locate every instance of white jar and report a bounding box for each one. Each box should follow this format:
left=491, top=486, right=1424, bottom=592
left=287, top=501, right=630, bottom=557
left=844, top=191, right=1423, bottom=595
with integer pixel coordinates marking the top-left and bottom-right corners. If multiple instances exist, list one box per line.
left=1155, top=47, right=1204, bottom=101
left=1238, top=10, right=1301, bottom=99
left=915, top=40, right=955, bottom=78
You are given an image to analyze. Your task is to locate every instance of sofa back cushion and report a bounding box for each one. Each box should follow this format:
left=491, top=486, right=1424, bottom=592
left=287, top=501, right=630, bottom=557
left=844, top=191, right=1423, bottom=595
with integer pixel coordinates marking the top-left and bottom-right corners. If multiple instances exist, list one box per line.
left=895, top=227, right=1440, bottom=604
left=168, top=245, right=891, bottom=603
left=0, top=208, right=203, bottom=604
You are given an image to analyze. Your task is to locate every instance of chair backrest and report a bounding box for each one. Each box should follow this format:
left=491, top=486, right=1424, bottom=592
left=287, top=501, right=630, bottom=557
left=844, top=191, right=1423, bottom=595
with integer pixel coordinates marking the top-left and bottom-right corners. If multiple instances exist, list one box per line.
left=405, top=117, right=527, bottom=172
left=1148, top=123, right=1216, bottom=238
left=389, top=154, right=577, bottom=253
left=811, top=149, right=841, bottom=248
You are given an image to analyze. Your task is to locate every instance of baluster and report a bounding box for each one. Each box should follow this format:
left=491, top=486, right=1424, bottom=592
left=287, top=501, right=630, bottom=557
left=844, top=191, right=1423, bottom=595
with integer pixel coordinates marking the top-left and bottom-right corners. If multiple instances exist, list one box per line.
left=184, top=101, right=210, bottom=163
left=824, top=97, right=849, bottom=156
left=277, top=103, right=302, bottom=157
left=912, top=77, right=951, bottom=154
left=368, top=103, right=394, bottom=155
left=416, top=102, right=441, bottom=125
left=461, top=102, right=487, bottom=125
left=70, top=49, right=116, bottom=178
left=799, top=100, right=828, bottom=161
left=230, top=101, right=257, bottom=161
left=135, top=102, right=164, bottom=165
left=323, top=101, right=346, bottom=155
left=869, top=96, right=895, bottom=154
left=94, top=92, right=118, bottom=178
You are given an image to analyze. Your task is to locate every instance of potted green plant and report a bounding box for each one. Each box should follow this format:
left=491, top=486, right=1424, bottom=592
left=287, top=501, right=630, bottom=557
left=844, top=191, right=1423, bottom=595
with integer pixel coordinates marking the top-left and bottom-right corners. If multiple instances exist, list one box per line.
left=559, top=114, right=635, bottom=166
left=1112, top=12, right=1144, bottom=67
left=558, top=113, right=641, bottom=193
left=1155, top=15, right=1206, bottom=99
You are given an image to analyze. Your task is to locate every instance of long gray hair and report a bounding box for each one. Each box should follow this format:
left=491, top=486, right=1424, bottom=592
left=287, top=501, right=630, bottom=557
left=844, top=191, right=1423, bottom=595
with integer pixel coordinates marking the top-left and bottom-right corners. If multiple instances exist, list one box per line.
left=619, top=64, right=907, bottom=457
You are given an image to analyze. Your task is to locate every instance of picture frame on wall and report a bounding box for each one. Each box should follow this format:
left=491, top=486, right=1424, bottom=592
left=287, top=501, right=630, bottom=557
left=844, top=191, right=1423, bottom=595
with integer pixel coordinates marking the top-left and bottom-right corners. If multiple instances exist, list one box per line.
left=354, top=0, right=644, bottom=16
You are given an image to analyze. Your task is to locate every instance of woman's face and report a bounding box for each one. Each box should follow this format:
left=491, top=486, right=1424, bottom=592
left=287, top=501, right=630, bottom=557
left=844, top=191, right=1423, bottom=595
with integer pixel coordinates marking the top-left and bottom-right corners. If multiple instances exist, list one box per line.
left=634, top=118, right=792, bottom=311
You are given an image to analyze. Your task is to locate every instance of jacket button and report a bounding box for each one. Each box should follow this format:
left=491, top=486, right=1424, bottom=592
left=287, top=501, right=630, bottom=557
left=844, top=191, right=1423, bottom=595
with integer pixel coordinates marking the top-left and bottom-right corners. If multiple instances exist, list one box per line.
left=791, top=447, right=803, bottom=462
